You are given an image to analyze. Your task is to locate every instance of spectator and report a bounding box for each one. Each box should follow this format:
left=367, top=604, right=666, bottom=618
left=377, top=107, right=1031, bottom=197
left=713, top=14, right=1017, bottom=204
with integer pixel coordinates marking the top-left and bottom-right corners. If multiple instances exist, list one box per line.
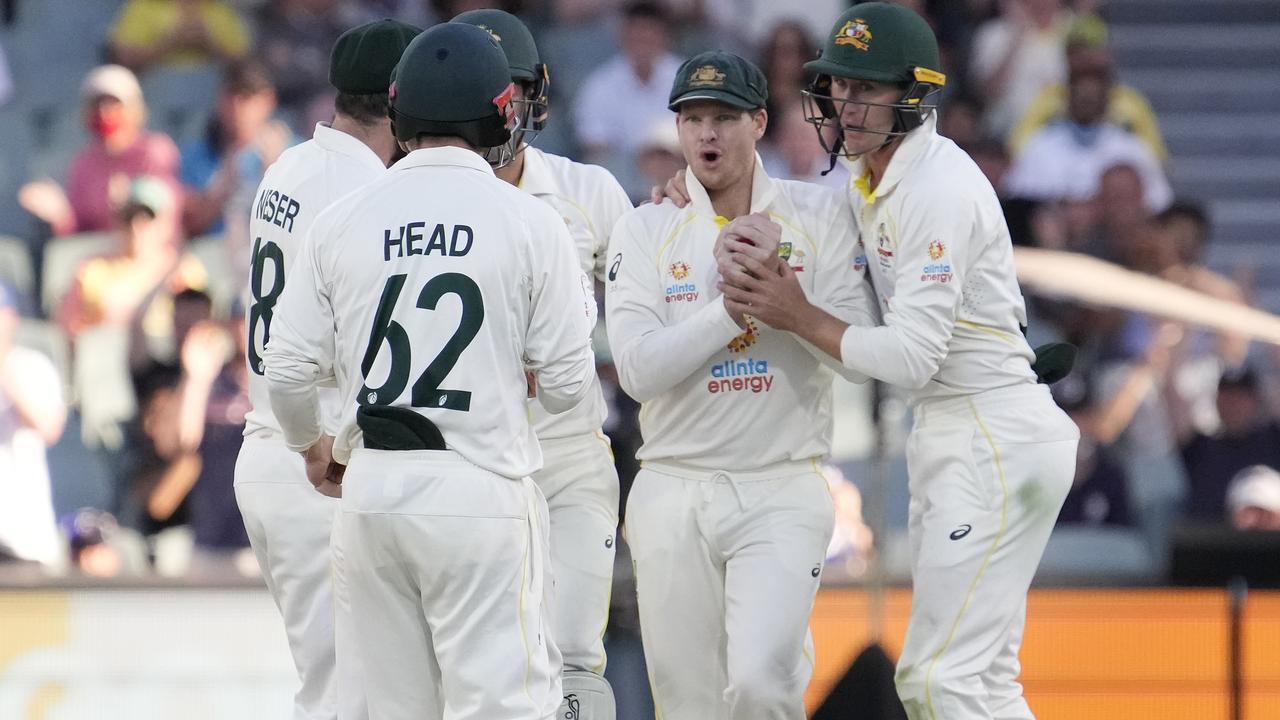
left=58, top=177, right=206, bottom=348
left=178, top=313, right=252, bottom=576
left=1008, top=15, right=1168, bottom=163
left=572, top=1, right=682, bottom=184
left=820, top=464, right=874, bottom=580
left=635, top=118, right=685, bottom=203
left=964, top=138, right=1012, bottom=196
left=760, top=99, right=848, bottom=188
left=0, top=283, right=67, bottom=570
left=1052, top=377, right=1134, bottom=527
left=970, top=0, right=1072, bottom=138
left=1225, top=465, right=1280, bottom=531
left=60, top=508, right=150, bottom=577
left=938, top=94, right=985, bottom=149
left=18, top=65, right=181, bottom=237
left=759, top=20, right=815, bottom=124
left=685, top=1, right=845, bottom=53
left=109, top=0, right=250, bottom=75
left=255, top=0, right=350, bottom=132
left=1181, top=368, right=1280, bottom=521
left=131, top=286, right=215, bottom=391
left=180, top=59, right=292, bottom=239
left=1093, top=163, right=1157, bottom=266
left=118, top=294, right=213, bottom=547
left=1004, top=58, right=1172, bottom=213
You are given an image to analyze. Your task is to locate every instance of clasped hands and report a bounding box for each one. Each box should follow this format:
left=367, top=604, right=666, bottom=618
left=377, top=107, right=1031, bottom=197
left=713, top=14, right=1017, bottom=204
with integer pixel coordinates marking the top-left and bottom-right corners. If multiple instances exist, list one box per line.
left=714, top=212, right=809, bottom=332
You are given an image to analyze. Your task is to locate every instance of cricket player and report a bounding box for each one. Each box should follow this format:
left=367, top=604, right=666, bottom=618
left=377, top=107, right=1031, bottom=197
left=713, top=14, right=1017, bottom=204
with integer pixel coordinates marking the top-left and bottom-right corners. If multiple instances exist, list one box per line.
left=605, top=51, right=877, bottom=720
left=451, top=10, right=631, bottom=717
left=714, top=4, right=1081, bottom=718
left=233, top=19, right=419, bottom=720
left=264, top=23, right=596, bottom=720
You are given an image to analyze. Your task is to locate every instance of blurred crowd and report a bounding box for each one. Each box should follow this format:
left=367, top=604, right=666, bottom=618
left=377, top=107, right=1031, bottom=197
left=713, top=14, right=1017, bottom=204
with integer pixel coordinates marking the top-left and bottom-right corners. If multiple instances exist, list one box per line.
left=1, top=0, right=1277, bottom=589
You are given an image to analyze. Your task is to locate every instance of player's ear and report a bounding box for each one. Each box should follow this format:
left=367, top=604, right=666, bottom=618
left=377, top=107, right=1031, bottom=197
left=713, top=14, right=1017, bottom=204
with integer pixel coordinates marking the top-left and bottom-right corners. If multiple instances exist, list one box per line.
left=753, top=108, right=767, bottom=140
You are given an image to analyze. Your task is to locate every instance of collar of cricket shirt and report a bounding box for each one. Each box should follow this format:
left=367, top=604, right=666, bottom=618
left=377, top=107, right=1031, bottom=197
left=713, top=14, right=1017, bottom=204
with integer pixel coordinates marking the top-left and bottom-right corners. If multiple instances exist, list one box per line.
left=515, top=146, right=558, bottom=197
left=312, top=122, right=386, bottom=174
left=685, top=151, right=779, bottom=220
left=392, top=145, right=496, bottom=176
left=842, top=110, right=938, bottom=204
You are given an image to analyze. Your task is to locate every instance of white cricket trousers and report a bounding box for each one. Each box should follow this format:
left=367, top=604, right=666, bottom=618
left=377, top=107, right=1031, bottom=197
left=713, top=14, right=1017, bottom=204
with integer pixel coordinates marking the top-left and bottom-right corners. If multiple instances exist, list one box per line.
left=338, top=447, right=562, bottom=720
left=531, top=431, right=619, bottom=674
left=625, top=459, right=835, bottom=720
left=894, top=383, right=1079, bottom=720
left=235, top=436, right=340, bottom=720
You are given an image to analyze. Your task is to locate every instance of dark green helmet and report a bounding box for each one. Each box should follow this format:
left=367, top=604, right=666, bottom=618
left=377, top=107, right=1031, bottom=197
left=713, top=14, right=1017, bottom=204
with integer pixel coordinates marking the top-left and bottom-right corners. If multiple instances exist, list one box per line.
left=388, top=23, right=516, bottom=156
left=451, top=9, right=550, bottom=162
left=802, top=2, right=947, bottom=157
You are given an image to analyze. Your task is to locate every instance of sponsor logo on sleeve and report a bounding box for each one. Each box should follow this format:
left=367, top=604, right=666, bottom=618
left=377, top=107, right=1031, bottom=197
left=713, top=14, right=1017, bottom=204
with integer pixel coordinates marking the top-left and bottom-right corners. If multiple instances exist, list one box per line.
left=665, top=260, right=698, bottom=302
left=608, top=253, right=621, bottom=281
left=921, top=240, right=952, bottom=283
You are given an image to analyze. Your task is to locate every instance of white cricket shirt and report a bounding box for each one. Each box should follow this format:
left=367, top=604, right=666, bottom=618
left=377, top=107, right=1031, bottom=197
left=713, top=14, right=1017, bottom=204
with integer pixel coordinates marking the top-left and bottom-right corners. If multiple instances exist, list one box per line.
left=838, top=113, right=1039, bottom=403
left=519, top=147, right=632, bottom=440
left=606, top=156, right=876, bottom=470
left=264, top=147, right=596, bottom=479
left=243, top=123, right=386, bottom=441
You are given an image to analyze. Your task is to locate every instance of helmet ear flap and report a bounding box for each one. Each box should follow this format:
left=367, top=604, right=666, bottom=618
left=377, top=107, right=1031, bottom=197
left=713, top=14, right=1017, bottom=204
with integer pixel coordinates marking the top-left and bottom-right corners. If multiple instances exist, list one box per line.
left=892, top=73, right=941, bottom=133
left=529, top=63, right=550, bottom=131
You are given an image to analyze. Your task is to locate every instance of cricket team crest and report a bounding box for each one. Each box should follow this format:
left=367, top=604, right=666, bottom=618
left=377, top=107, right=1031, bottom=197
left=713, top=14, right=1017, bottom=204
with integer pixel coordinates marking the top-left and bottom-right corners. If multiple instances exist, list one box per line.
left=689, top=65, right=727, bottom=88
left=835, top=18, right=873, bottom=51
left=778, top=242, right=792, bottom=262
left=876, top=223, right=894, bottom=258
left=669, top=261, right=691, bottom=280
left=928, top=240, right=946, bottom=260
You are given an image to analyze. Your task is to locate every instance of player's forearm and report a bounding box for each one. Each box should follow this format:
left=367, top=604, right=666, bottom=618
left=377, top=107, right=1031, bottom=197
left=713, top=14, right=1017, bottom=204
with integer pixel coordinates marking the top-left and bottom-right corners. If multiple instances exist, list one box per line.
left=838, top=321, right=946, bottom=390
left=264, top=360, right=324, bottom=451
left=611, top=297, right=743, bottom=403
left=796, top=335, right=871, bottom=384
left=536, top=343, right=597, bottom=414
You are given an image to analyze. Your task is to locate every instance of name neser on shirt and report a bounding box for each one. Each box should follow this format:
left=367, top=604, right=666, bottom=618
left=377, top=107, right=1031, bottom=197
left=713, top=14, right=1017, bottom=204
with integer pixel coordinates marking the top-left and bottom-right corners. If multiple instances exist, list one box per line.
left=255, top=189, right=302, bottom=233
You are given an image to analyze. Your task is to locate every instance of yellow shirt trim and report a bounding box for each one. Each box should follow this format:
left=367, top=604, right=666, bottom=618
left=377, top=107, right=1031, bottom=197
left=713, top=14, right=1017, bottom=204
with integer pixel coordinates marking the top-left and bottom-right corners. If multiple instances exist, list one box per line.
left=853, top=171, right=877, bottom=204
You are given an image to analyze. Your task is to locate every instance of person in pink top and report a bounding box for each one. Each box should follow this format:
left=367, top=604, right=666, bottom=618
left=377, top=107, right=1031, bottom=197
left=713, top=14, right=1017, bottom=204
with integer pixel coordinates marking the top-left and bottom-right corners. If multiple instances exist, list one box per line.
left=19, top=64, right=180, bottom=237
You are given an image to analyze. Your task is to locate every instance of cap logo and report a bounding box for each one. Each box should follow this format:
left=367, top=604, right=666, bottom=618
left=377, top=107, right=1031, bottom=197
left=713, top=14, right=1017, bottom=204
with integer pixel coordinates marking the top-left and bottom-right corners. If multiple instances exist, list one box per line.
left=477, top=24, right=502, bottom=42
left=688, top=65, right=726, bottom=88
left=835, top=18, right=872, bottom=51
left=493, top=82, right=517, bottom=129
left=388, top=80, right=397, bottom=102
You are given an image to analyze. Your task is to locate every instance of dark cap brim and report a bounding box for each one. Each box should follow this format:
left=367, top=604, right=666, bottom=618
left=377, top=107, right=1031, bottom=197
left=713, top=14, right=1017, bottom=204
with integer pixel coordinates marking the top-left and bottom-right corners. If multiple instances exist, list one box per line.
left=803, top=58, right=906, bottom=84
left=668, top=89, right=762, bottom=112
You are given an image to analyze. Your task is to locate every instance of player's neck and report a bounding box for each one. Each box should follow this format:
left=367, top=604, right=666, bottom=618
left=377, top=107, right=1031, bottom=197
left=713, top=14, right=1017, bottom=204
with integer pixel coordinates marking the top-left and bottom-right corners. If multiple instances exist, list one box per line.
left=495, top=148, right=526, bottom=187
left=863, top=136, right=904, bottom=192
left=706, top=178, right=752, bottom=220
left=331, top=114, right=397, bottom=167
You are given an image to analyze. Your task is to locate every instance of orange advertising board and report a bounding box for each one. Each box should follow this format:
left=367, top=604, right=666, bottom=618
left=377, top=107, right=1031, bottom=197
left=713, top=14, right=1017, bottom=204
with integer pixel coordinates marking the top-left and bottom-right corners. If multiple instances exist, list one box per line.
left=807, top=588, right=1280, bottom=719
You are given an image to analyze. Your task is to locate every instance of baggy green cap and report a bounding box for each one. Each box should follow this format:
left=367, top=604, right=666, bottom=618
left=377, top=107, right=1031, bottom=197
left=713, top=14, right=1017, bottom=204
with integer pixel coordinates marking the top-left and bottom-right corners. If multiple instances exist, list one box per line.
left=669, top=51, right=768, bottom=112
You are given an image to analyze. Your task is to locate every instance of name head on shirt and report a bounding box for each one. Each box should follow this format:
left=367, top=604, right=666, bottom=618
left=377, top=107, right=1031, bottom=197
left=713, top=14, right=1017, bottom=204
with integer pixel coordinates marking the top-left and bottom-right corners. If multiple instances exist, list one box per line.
left=255, top=188, right=302, bottom=233
left=384, top=223, right=474, bottom=261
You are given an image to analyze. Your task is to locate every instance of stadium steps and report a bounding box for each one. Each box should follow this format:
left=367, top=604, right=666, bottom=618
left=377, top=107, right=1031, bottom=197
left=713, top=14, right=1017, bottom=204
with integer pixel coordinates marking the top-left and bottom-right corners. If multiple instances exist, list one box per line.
left=1109, top=0, right=1280, bottom=310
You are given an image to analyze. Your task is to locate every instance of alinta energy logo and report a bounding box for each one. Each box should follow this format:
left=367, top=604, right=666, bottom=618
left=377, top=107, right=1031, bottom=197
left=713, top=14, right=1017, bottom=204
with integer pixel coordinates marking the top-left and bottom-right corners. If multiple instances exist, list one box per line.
left=921, top=239, right=952, bottom=283
left=665, top=260, right=698, bottom=303
left=707, top=356, right=774, bottom=394
left=710, top=318, right=774, bottom=394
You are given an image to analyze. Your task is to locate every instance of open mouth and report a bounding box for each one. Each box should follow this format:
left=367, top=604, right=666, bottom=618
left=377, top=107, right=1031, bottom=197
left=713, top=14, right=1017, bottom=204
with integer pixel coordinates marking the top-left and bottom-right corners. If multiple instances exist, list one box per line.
left=699, top=149, right=722, bottom=164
